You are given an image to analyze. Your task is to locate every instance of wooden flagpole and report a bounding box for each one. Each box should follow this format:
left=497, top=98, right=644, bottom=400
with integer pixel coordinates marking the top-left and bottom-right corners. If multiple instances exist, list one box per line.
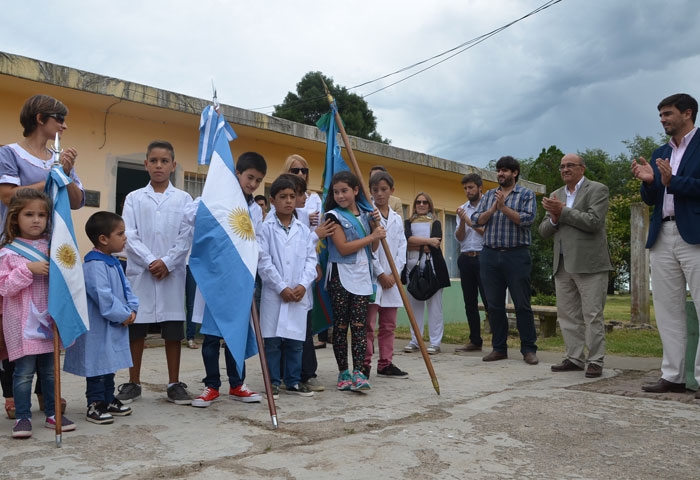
left=321, top=81, right=440, bottom=394
left=52, top=323, right=62, bottom=446
left=250, top=301, right=278, bottom=428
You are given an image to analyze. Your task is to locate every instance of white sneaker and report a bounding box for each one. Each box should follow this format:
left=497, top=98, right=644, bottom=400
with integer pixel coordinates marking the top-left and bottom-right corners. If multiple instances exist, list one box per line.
left=427, top=345, right=441, bottom=355
left=404, top=343, right=419, bottom=353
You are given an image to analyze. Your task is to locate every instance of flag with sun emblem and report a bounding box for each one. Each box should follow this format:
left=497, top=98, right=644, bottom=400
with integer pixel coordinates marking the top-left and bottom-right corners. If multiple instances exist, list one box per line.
left=190, top=106, right=258, bottom=375
left=44, top=165, right=89, bottom=346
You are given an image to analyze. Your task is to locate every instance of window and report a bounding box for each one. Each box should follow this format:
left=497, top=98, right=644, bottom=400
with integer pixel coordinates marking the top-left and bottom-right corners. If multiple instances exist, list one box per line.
left=443, top=213, right=458, bottom=278
left=184, top=171, right=207, bottom=199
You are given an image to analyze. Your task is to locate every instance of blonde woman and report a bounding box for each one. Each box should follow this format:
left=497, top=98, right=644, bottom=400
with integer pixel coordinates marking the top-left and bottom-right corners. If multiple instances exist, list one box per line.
left=282, top=154, right=322, bottom=227
left=402, top=192, right=451, bottom=354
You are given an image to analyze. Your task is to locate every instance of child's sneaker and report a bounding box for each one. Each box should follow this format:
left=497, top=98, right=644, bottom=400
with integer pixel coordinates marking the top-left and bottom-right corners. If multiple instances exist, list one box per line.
left=286, top=383, right=314, bottom=397
left=229, top=384, right=262, bottom=403
left=192, top=387, right=220, bottom=408
left=107, top=398, right=132, bottom=416
left=115, top=383, right=141, bottom=404
left=377, top=363, right=409, bottom=379
left=45, top=415, right=76, bottom=432
left=167, top=382, right=193, bottom=405
left=86, top=401, right=114, bottom=425
left=337, top=370, right=352, bottom=391
left=265, top=385, right=280, bottom=400
left=403, top=343, right=419, bottom=353
left=351, top=370, right=371, bottom=391
left=12, top=418, right=31, bottom=438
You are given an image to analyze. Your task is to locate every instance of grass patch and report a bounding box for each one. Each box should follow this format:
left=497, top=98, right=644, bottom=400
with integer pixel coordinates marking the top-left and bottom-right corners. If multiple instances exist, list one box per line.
left=395, top=294, right=665, bottom=357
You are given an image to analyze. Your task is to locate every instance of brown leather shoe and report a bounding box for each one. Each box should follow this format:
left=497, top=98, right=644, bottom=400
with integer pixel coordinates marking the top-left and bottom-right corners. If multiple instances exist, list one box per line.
left=695, top=390, right=700, bottom=400
left=482, top=350, right=507, bottom=362
left=455, top=343, right=482, bottom=353
left=523, top=352, right=539, bottom=365
left=641, top=378, right=686, bottom=393
left=551, top=359, right=584, bottom=372
left=585, top=364, right=603, bottom=378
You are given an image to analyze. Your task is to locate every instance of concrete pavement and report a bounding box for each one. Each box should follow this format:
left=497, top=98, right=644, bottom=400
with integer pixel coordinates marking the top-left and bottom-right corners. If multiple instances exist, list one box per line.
left=1, top=342, right=698, bottom=479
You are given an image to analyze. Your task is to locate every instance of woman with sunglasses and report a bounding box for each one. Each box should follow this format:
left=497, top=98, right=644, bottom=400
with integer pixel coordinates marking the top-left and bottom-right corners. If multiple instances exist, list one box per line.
left=402, top=192, right=450, bottom=355
left=0, top=94, right=85, bottom=419
left=282, top=154, right=322, bottom=227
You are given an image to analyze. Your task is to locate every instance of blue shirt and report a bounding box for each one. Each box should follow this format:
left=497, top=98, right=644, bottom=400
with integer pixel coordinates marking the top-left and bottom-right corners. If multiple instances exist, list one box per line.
left=472, top=184, right=536, bottom=248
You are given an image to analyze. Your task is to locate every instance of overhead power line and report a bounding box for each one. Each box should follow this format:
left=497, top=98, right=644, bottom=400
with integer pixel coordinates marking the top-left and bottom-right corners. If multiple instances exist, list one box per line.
left=248, top=0, right=564, bottom=113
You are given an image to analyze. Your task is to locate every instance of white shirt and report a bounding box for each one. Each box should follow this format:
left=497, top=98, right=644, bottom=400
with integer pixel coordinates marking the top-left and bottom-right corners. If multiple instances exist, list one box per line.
left=663, top=127, right=698, bottom=218
left=455, top=201, right=484, bottom=252
left=371, top=208, right=407, bottom=307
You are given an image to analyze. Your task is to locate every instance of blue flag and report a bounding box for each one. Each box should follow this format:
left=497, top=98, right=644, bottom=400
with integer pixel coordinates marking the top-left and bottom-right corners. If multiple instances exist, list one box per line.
left=190, top=107, right=258, bottom=376
left=44, top=166, right=89, bottom=346
left=311, top=102, right=373, bottom=333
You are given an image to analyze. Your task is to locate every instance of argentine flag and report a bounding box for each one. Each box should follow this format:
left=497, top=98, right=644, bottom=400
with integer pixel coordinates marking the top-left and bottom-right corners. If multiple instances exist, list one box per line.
left=190, top=106, right=258, bottom=376
left=45, top=166, right=89, bottom=346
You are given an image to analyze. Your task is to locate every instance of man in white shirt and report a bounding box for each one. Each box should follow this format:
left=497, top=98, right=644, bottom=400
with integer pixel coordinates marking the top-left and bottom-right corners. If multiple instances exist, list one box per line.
left=454, top=173, right=487, bottom=352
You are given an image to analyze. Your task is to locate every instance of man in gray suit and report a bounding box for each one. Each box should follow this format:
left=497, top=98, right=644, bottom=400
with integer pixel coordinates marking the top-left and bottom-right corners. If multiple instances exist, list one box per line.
left=539, top=153, right=612, bottom=378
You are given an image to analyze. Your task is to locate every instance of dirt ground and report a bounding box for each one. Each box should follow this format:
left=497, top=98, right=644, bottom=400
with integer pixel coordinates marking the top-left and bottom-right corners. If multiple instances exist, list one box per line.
left=1, top=343, right=698, bottom=479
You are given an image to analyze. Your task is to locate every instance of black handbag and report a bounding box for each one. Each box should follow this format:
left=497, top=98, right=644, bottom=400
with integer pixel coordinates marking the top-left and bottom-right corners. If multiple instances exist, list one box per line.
left=407, top=249, right=440, bottom=300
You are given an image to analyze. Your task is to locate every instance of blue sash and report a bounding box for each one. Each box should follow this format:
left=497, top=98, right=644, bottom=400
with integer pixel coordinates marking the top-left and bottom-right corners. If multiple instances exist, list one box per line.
left=5, top=239, right=49, bottom=262
left=84, top=250, right=129, bottom=298
left=335, top=208, right=376, bottom=300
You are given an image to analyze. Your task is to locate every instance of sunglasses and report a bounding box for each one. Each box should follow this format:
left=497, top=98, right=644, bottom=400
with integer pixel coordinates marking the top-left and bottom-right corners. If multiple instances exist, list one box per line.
left=47, top=113, right=66, bottom=124
left=416, top=200, right=430, bottom=205
left=289, top=167, right=309, bottom=175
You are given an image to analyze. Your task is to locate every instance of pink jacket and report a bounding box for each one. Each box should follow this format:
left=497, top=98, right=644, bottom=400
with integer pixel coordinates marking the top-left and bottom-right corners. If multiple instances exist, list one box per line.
left=0, top=238, right=55, bottom=361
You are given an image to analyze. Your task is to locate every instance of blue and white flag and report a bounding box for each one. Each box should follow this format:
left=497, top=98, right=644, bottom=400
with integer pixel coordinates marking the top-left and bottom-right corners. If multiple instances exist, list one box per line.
left=198, top=105, right=237, bottom=165
left=44, top=166, right=89, bottom=346
left=190, top=107, right=258, bottom=376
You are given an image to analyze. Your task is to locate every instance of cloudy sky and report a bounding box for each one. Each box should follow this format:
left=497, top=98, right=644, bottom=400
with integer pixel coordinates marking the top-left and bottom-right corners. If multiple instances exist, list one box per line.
left=1, top=0, right=699, bottom=168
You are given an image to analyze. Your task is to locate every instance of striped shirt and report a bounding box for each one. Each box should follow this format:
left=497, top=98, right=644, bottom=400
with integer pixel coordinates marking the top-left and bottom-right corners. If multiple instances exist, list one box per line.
left=472, top=184, right=536, bottom=248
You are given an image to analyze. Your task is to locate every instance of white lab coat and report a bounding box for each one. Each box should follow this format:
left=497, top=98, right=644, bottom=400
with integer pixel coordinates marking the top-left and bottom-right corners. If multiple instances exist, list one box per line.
left=372, top=207, right=407, bottom=307
left=257, top=214, right=317, bottom=341
left=122, top=182, right=193, bottom=323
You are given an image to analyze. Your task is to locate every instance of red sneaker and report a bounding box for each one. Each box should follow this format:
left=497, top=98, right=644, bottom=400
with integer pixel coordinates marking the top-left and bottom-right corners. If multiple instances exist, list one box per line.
left=191, top=387, right=220, bottom=408
left=228, top=384, right=261, bottom=403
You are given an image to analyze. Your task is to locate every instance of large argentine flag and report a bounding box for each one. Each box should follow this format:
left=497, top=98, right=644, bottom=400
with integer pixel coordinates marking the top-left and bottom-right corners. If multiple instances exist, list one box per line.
left=190, top=106, right=258, bottom=376
left=44, top=166, right=89, bottom=346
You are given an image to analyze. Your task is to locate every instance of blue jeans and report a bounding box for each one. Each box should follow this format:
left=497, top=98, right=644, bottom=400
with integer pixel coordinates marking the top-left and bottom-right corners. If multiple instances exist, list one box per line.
left=480, top=247, right=537, bottom=355
left=86, top=373, right=116, bottom=406
left=201, top=334, right=244, bottom=390
left=264, top=337, right=303, bottom=387
left=185, top=266, right=198, bottom=340
left=14, top=353, right=54, bottom=420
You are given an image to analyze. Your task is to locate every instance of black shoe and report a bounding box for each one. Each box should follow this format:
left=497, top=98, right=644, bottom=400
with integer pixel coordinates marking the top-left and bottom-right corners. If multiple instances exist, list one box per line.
left=107, top=398, right=132, bottom=416
left=377, top=363, right=409, bottom=379
left=86, top=401, right=114, bottom=425
left=641, top=378, right=686, bottom=393
left=551, top=359, right=584, bottom=372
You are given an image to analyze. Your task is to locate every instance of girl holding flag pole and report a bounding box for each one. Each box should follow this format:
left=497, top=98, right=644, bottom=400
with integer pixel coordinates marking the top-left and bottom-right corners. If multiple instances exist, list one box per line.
left=323, top=171, right=385, bottom=392
left=0, top=188, right=77, bottom=438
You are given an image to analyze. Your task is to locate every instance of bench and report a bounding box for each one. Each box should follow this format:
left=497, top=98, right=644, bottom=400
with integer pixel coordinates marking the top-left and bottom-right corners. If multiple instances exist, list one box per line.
left=478, top=303, right=558, bottom=337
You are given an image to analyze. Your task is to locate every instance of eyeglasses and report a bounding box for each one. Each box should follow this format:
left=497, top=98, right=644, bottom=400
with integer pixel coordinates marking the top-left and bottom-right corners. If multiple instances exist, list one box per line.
left=47, top=113, right=66, bottom=124
left=289, top=167, right=309, bottom=175
left=558, top=163, right=582, bottom=170
left=416, top=200, right=429, bottom=205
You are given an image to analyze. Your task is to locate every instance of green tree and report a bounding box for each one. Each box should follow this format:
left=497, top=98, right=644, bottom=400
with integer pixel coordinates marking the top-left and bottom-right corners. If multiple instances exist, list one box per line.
left=273, top=71, right=390, bottom=143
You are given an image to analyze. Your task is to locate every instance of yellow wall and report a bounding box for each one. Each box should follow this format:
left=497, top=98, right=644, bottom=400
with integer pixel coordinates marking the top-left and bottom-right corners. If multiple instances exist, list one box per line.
left=0, top=65, right=542, bottom=261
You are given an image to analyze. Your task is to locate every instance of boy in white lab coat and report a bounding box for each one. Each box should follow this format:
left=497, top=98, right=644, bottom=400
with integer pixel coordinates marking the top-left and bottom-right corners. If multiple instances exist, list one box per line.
left=257, top=176, right=318, bottom=398
left=118, top=140, right=194, bottom=405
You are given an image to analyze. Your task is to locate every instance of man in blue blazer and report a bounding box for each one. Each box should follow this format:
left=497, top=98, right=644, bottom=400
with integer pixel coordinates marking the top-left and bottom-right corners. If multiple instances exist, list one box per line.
left=632, top=93, right=700, bottom=397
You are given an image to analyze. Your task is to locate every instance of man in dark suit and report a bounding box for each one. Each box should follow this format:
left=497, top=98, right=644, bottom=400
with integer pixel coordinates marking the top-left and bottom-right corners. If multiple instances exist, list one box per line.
left=632, top=93, right=700, bottom=396
left=539, top=154, right=612, bottom=378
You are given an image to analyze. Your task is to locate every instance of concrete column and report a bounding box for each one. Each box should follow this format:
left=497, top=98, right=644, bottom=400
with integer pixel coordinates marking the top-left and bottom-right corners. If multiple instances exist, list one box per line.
left=630, top=203, right=650, bottom=324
